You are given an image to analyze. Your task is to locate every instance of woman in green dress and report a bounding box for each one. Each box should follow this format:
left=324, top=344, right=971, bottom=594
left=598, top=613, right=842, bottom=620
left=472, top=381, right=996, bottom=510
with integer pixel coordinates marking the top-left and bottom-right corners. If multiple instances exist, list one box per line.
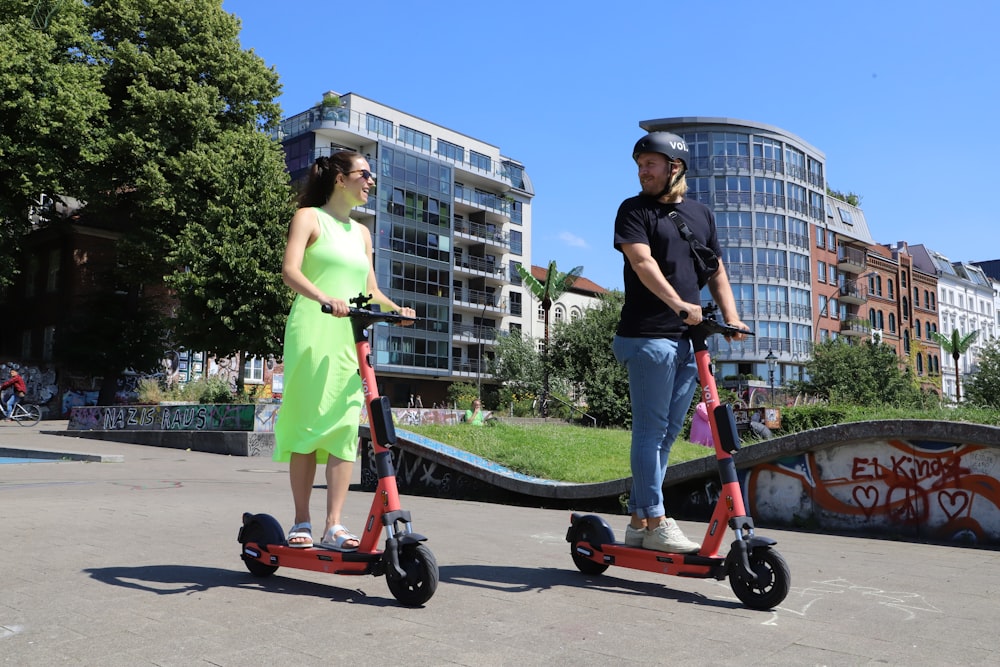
left=276, top=151, right=415, bottom=550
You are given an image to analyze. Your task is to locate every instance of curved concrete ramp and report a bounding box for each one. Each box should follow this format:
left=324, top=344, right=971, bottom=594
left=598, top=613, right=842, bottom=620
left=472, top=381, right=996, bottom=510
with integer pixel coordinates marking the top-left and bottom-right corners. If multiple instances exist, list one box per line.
left=361, top=425, right=630, bottom=501
left=371, top=420, right=1000, bottom=547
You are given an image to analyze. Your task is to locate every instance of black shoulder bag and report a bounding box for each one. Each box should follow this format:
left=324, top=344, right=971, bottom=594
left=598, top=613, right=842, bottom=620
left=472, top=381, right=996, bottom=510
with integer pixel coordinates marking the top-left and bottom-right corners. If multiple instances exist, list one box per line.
left=668, top=210, right=720, bottom=287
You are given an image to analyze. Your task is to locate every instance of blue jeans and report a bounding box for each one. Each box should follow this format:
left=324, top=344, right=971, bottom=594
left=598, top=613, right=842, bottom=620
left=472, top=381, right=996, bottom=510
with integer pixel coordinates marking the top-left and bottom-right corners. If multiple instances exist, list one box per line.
left=613, top=335, right=698, bottom=519
left=4, top=392, right=17, bottom=417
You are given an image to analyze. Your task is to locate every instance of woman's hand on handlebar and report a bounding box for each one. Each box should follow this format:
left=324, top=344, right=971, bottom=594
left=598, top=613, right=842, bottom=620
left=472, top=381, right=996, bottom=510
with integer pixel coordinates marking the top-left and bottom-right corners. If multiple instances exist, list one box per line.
left=321, top=298, right=351, bottom=317
left=397, top=306, right=417, bottom=326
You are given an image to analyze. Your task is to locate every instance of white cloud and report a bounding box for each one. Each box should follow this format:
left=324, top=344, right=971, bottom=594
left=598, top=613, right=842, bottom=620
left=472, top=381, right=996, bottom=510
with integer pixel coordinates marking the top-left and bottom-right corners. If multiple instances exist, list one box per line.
left=557, top=231, right=588, bottom=248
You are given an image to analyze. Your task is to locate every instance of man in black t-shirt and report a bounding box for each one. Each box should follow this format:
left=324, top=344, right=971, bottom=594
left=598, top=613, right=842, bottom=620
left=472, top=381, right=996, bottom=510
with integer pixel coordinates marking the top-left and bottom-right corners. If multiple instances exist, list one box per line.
left=613, top=131, right=748, bottom=553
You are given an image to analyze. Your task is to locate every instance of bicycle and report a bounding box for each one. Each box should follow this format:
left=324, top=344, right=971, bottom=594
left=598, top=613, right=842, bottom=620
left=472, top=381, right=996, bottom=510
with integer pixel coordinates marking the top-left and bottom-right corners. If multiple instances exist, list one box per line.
left=1, top=391, right=42, bottom=426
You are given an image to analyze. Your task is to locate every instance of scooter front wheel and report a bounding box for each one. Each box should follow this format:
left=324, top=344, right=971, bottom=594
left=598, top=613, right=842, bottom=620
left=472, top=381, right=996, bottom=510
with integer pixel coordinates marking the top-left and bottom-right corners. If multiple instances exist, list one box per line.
left=386, top=543, right=438, bottom=607
left=728, top=547, right=790, bottom=610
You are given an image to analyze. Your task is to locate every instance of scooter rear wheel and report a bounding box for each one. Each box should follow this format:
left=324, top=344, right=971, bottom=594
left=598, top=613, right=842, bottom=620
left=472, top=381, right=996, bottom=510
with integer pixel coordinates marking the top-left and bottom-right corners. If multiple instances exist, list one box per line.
left=728, top=547, right=790, bottom=610
left=386, top=543, right=438, bottom=607
left=567, top=520, right=611, bottom=575
left=239, top=515, right=284, bottom=578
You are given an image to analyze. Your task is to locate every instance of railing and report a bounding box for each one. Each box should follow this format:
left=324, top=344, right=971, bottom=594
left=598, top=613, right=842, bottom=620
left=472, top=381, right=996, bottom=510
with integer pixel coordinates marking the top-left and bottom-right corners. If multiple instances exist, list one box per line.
left=451, top=356, right=489, bottom=374
left=454, top=288, right=502, bottom=309
left=453, top=217, right=510, bottom=247
left=452, top=323, right=497, bottom=341
left=838, top=246, right=867, bottom=268
left=454, top=255, right=505, bottom=276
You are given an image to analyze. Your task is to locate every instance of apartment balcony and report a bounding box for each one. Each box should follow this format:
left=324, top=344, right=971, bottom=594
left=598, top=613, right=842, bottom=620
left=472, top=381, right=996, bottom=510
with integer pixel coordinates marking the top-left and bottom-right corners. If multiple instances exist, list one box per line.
left=454, top=255, right=507, bottom=282
left=840, top=318, right=870, bottom=337
left=452, top=322, right=497, bottom=344
left=453, top=287, right=506, bottom=315
left=838, top=280, right=867, bottom=305
left=454, top=217, right=510, bottom=251
left=451, top=356, right=492, bottom=379
left=837, top=246, right=867, bottom=274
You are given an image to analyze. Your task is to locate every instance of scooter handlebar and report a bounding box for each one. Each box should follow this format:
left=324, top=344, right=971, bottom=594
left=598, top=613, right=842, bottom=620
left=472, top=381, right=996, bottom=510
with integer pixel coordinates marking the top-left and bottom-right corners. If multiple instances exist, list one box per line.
left=321, top=302, right=421, bottom=324
left=679, top=310, right=754, bottom=338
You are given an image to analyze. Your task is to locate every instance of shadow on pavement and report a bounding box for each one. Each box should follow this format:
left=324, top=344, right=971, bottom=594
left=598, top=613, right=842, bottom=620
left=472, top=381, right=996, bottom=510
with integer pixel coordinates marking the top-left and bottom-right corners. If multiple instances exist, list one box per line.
left=82, top=564, right=399, bottom=607
left=438, top=564, right=744, bottom=609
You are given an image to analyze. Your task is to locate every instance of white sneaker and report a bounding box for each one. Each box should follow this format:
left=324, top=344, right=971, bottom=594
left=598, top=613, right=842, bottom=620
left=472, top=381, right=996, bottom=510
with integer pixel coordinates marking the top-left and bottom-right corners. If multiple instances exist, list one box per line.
left=624, top=524, right=645, bottom=547
left=642, top=518, right=701, bottom=553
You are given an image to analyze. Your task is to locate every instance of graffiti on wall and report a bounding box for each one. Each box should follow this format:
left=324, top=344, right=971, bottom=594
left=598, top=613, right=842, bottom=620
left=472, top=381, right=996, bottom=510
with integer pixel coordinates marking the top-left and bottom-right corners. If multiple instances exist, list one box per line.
left=69, top=404, right=258, bottom=432
left=746, top=439, right=1000, bottom=545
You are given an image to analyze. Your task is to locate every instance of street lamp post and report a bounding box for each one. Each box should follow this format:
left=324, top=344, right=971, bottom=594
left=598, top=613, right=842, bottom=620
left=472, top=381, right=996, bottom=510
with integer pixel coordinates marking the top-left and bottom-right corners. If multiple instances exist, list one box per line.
left=476, top=302, right=488, bottom=402
left=765, top=349, right=777, bottom=405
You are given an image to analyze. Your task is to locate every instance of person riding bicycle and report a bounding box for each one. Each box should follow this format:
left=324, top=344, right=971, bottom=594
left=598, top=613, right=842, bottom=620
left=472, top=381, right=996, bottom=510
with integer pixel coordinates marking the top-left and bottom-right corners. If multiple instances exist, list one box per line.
left=2, top=369, right=27, bottom=420
left=613, top=131, right=748, bottom=553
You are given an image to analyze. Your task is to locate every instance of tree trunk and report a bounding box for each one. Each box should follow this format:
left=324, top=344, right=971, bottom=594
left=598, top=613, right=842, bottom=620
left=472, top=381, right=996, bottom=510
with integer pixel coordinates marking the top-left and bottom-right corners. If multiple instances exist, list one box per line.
left=954, top=354, right=962, bottom=402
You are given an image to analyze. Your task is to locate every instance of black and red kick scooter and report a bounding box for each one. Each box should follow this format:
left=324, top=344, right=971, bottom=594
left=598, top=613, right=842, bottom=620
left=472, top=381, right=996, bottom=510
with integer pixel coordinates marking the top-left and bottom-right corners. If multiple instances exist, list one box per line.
left=238, top=294, right=438, bottom=607
left=567, top=303, right=790, bottom=610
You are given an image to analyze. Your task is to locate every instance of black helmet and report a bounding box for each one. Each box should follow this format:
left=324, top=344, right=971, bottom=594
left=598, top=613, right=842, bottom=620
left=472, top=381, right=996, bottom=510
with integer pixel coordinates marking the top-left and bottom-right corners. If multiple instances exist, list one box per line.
left=632, top=132, right=690, bottom=169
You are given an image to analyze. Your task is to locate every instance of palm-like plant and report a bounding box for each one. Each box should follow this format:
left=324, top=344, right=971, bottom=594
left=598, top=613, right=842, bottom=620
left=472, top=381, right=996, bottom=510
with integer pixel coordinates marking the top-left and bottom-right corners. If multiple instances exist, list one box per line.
left=930, top=328, right=979, bottom=402
left=516, top=261, right=583, bottom=416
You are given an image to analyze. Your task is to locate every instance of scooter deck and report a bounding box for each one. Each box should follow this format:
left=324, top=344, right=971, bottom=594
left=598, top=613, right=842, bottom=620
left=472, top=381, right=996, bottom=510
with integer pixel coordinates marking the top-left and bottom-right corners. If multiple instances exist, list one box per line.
left=577, top=541, right=728, bottom=579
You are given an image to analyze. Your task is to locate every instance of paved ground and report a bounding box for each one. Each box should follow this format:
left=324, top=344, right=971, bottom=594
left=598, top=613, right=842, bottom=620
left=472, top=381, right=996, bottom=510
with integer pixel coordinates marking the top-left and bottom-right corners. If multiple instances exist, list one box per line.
left=2, top=422, right=999, bottom=666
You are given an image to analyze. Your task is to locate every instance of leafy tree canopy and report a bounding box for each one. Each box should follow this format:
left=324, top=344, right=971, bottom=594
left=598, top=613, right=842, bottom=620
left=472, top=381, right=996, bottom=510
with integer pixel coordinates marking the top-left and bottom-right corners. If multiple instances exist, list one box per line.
left=797, top=338, right=925, bottom=407
left=549, top=290, right=630, bottom=427
left=964, top=337, right=1000, bottom=409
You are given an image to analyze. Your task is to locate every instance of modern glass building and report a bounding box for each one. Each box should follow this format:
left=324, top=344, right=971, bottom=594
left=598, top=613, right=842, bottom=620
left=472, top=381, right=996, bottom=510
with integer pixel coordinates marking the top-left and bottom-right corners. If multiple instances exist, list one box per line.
left=279, top=92, right=535, bottom=407
left=639, top=117, right=876, bottom=389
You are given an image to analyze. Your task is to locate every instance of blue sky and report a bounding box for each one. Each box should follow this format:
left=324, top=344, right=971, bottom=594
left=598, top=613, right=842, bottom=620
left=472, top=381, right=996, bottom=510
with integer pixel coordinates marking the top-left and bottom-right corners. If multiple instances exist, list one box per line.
left=223, top=0, right=1000, bottom=291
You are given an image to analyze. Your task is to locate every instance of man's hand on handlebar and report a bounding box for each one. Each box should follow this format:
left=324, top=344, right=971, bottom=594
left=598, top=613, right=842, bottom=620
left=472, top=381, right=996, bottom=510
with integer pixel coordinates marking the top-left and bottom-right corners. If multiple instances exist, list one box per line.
left=723, top=318, right=751, bottom=342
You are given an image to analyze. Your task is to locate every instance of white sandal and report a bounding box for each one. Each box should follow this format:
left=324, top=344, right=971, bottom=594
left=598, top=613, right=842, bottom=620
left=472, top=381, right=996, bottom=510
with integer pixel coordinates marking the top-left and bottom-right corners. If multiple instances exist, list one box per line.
left=319, top=524, right=359, bottom=551
left=286, top=522, right=313, bottom=548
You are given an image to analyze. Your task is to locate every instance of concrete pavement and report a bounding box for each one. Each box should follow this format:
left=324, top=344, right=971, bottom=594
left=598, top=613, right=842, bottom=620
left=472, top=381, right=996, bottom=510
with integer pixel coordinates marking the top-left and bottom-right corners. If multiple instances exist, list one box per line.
left=1, top=423, right=998, bottom=665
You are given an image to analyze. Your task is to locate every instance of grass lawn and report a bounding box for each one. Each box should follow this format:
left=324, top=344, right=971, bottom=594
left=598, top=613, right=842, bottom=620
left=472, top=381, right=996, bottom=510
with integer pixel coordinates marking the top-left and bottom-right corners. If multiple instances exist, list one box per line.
left=401, top=422, right=715, bottom=483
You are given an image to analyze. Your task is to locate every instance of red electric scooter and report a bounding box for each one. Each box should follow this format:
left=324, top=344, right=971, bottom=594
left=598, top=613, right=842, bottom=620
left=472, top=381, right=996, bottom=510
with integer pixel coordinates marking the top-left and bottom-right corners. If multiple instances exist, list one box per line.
left=566, top=304, right=790, bottom=610
left=238, top=294, right=438, bottom=607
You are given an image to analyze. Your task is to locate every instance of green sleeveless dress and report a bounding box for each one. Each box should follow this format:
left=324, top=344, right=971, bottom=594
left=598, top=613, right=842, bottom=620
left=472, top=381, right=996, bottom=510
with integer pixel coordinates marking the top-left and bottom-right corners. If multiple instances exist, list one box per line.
left=273, top=208, right=370, bottom=463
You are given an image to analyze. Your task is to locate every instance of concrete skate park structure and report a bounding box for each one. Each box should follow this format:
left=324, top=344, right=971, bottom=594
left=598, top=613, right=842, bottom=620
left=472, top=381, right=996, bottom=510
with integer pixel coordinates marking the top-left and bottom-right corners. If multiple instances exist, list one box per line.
left=44, top=405, right=1000, bottom=547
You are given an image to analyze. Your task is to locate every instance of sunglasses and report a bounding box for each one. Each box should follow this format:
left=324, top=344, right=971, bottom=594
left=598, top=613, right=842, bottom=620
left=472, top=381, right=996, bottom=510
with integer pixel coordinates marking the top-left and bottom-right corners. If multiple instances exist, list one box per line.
left=347, top=169, right=375, bottom=181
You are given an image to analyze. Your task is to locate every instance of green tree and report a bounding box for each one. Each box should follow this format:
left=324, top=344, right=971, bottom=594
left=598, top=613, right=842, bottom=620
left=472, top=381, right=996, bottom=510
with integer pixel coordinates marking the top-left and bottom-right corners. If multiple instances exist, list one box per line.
left=32, top=0, right=285, bottom=401
left=798, top=338, right=923, bottom=407
left=930, top=328, right=979, bottom=403
left=516, top=260, right=582, bottom=415
left=549, top=290, right=630, bottom=427
left=0, top=0, right=107, bottom=285
left=489, top=329, right=542, bottom=398
left=962, top=337, right=1000, bottom=409
left=163, top=129, right=295, bottom=392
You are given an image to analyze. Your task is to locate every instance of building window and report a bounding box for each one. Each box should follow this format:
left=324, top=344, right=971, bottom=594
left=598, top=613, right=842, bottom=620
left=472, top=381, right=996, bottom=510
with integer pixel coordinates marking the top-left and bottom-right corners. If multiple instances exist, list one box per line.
left=366, top=113, right=393, bottom=138
left=817, top=260, right=827, bottom=283
left=436, top=139, right=464, bottom=162
left=243, top=356, right=264, bottom=384
left=837, top=207, right=854, bottom=225
left=46, top=249, right=60, bottom=292
left=469, top=150, right=491, bottom=172
left=554, top=305, right=565, bottom=324
left=43, top=325, right=55, bottom=361
left=399, top=126, right=431, bottom=151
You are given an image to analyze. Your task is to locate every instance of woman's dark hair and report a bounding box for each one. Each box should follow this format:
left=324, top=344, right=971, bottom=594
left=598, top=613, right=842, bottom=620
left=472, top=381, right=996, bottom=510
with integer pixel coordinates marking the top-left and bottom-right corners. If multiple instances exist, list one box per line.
left=297, top=151, right=361, bottom=208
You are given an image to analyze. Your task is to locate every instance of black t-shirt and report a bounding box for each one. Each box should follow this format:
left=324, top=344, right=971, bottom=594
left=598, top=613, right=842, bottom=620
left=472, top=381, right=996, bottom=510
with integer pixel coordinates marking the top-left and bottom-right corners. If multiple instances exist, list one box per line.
left=613, top=196, right=721, bottom=338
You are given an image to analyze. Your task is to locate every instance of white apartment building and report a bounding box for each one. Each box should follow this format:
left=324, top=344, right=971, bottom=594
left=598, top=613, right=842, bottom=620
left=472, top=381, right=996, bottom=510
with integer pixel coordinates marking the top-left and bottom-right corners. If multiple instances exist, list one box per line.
left=911, top=245, right=996, bottom=401
left=278, top=91, right=536, bottom=407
